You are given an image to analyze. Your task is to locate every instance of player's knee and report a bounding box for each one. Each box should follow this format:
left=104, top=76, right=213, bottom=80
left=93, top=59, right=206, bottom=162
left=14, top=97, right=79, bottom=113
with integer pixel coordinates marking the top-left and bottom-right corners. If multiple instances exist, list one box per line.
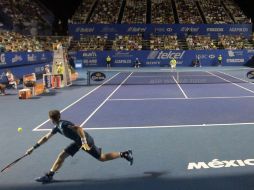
left=99, top=154, right=106, bottom=162
left=58, top=151, right=68, bottom=161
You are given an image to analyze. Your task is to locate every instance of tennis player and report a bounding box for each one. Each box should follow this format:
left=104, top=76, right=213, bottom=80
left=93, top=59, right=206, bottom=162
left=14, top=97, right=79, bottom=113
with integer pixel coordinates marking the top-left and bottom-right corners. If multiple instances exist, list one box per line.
left=26, top=110, right=133, bottom=183
left=170, top=58, right=177, bottom=69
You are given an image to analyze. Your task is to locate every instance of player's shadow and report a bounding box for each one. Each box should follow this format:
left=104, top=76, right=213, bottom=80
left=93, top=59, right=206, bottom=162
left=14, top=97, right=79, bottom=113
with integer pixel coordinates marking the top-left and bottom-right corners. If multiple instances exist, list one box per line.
left=3, top=172, right=254, bottom=190
left=50, top=171, right=168, bottom=184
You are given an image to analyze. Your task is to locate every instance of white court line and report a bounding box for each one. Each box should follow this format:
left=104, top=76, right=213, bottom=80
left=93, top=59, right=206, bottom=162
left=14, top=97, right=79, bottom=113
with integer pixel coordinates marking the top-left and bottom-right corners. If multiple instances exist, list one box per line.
left=34, top=122, right=254, bottom=131
left=109, top=95, right=254, bottom=101
left=218, top=71, right=252, bottom=84
left=32, top=72, right=121, bottom=131
left=173, top=76, right=188, bottom=98
left=79, top=72, right=133, bottom=127
left=207, top=71, right=254, bottom=94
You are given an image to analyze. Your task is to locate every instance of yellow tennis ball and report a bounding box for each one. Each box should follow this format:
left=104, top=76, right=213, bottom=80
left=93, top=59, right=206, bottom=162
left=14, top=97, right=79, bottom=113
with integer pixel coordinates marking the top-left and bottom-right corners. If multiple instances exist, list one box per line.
left=17, top=127, right=23, bottom=133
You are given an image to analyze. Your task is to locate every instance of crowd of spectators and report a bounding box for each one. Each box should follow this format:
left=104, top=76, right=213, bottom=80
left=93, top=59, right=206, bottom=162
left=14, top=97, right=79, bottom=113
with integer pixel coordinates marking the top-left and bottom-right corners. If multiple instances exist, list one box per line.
left=176, top=0, right=203, bottom=24
left=151, top=0, right=175, bottom=24
left=68, top=0, right=249, bottom=25
left=218, top=35, right=251, bottom=49
left=121, top=0, right=147, bottom=24
left=0, top=30, right=70, bottom=52
left=150, top=35, right=180, bottom=50
left=223, top=0, right=250, bottom=24
left=70, top=35, right=107, bottom=51
left=0, top=0, right=51, bottom=35
left=89, top=0, right=122, bottom=24
left=186, top=35, right=217, bottom=50
left=198, top=0, right=233, bottom=24
left=112, top=34, right=142, bottom=50
left=69, top=0, right=95, bottom=24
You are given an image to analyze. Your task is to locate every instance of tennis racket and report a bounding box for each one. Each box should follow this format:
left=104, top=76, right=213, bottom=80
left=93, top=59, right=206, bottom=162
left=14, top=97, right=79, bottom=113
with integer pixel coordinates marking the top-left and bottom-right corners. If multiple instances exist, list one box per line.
left=1, top=153, right=29, bottom=173
left=247, top=70, right=254, bottom=79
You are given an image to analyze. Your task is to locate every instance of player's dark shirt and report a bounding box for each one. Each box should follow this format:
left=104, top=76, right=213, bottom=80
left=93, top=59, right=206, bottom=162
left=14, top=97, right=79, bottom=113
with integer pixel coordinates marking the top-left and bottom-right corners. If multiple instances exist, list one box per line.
left=51, top=120, right=90, bottom=143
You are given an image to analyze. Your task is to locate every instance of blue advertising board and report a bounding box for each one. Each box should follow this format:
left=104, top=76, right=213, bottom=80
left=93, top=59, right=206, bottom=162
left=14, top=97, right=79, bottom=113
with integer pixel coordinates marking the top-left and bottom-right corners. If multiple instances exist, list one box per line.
left=68, top=24, right=252, bottom=39
left=69, top=50, right=252, bottom=68
left=0, top=52, right=53, bottom=83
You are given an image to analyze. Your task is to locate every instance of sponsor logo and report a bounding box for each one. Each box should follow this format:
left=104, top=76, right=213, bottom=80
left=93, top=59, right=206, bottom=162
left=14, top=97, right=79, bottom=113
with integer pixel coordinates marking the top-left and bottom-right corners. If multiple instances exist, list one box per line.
left=114, top=60, right=132, bottom=64
left=228, top=50, right=244, bottom=57
left=27, top=54, right=37, bottom=62
left=83, top=59, right=97, bottom=65
left=101, top=27, right=118, bottom=33
left=0, top=72, right=6, bottom=80
left=146, top=61, right=160, bottom=65
left=83, top=52, right=97, bottom=57
left=155, top=28, right=173, bottom=32
left=207, top=28, right=224, bottom=32
left=0, top=53, right=6, bottom=65
left=229, top=28, right=248, bottom=32
left=196, top=54, right=215, bottom=59
left=226, top=59, right=244, bottom=63
left=113, top=51, right=133, bottom=58
left=147, top=51, right=185, bottom=60
left=127, top=27, right=147, bottom=33
left=12, top=54, right=23, bottom=63
left=76, top=27, right=94, bottom=33
left=41, top=53, right=47, bottom=61
left=91, top=72, right=106, bottom=81
left=180, top=27, right=199, bottom=32
left=188, top=158, right=254, bottom=170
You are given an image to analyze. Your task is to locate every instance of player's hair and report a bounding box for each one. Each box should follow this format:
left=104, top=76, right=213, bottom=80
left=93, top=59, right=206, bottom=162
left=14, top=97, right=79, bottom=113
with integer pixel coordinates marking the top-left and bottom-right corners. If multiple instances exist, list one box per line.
left=49, top=110, right=61, bottom=121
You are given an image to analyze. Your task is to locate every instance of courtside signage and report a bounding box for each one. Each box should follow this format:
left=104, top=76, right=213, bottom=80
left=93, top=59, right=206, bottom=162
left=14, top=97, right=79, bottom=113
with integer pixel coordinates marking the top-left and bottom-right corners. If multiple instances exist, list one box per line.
left=91, top=72, right=106, bottom=81
left=188, top=158, right=254, bottom=170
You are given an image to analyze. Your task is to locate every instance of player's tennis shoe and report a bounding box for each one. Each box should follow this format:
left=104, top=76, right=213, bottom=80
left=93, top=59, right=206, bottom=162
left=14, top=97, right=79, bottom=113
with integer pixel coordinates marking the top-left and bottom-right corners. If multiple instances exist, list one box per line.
left=35, top=173, right=53, bottom=183
left=121, top=150, right=133, bottom=165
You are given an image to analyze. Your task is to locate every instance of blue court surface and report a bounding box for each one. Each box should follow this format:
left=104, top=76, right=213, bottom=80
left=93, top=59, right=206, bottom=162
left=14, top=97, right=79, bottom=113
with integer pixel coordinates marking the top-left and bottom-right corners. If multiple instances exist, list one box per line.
left=1, top=67, right=254, bottom=190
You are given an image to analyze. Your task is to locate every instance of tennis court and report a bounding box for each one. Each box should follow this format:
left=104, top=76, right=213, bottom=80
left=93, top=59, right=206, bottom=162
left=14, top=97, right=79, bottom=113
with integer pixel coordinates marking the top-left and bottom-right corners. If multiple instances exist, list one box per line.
left=1, top=66, right=254, bottom=190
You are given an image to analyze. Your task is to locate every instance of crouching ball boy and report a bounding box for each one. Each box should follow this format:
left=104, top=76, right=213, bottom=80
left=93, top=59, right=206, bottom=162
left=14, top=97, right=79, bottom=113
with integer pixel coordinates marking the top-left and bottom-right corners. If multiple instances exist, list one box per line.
left=26, top=110, right=133, bottom=183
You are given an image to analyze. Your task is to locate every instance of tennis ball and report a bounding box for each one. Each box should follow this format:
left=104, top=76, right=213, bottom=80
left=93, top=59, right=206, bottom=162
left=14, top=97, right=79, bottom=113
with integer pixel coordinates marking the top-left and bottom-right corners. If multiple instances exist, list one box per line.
left=17, top=127, right=23, bottom=133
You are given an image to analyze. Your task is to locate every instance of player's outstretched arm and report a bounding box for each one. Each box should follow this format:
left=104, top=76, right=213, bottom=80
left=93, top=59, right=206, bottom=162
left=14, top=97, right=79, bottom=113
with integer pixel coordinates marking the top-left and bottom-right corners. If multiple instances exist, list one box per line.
left=26, top=132, right=55, bottom=155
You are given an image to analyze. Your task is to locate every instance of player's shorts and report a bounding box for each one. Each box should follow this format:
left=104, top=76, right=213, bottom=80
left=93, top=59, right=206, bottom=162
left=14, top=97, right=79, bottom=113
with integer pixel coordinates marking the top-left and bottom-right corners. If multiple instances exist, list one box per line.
left=64, top=134, right=102, bottom=159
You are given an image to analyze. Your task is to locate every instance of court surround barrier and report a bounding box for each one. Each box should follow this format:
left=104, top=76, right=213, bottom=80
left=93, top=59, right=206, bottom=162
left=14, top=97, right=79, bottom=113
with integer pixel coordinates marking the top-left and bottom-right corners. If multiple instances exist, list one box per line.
left=0, top=49, right=254, bottom=83
left=68, top=24, right=252, bottom=39
left=0, top=52, right=52, bottom=83
left=69, top=49, right=254, bottom=68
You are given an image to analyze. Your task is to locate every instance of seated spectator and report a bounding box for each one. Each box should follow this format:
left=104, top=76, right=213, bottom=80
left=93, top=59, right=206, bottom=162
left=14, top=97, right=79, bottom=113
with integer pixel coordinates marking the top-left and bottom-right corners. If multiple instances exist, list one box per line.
left=112, top=35, right=143, bottom=50
left=218, top=35, right=247, bottom=50
left=5, top=69, right=19, bottom=89
left=150, top=35, right=179, bottom=50
left=151, top=0, right=175, bottom=24
left=175, top=0, right=203, bottom=24
left=122, top=0, right=147, bottom=24
left=186, top=35, right=217, bottom=50
left=89, top=0, right=121, bottom=24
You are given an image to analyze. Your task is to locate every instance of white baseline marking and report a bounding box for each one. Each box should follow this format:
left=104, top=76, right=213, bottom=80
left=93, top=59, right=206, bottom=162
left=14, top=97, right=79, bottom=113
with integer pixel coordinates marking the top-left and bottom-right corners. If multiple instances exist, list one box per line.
left=173, top=76, right=188, bottom=98
left=80, top=72, right=133, bottom=127
left=218, top=71, right=252, bottom=84
left=109, top=95, right=254, bottom=101
left=207, top=71, right=254, bottom=94
left=34, top=122, right=254, bottom=132
left=33, top=72, right=121, bottom=131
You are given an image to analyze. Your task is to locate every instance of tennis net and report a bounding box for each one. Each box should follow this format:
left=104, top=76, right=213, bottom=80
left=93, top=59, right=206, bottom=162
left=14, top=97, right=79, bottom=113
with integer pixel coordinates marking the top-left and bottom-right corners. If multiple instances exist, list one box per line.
left=86, top=67, right=254, bottom=86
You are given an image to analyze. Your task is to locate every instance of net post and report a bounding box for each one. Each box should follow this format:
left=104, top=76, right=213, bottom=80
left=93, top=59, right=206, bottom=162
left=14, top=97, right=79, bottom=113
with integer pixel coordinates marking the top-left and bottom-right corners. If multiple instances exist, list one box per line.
left=87, top=71, right=90, bottom=85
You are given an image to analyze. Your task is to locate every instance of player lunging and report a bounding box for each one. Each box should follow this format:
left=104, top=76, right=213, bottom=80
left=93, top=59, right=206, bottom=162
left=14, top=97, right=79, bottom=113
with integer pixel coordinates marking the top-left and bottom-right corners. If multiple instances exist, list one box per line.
left=26, top=110, right=133, bottom=183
